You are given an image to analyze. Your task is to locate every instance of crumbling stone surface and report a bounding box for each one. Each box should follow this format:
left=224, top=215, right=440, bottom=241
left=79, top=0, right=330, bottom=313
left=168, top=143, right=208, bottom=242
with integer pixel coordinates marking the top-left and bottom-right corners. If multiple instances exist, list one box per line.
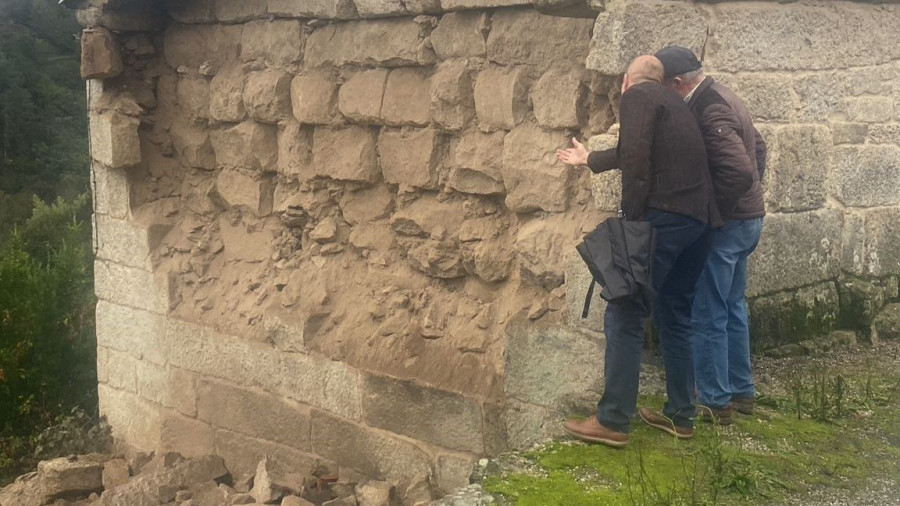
left=80, top=0, right=900, bottom=501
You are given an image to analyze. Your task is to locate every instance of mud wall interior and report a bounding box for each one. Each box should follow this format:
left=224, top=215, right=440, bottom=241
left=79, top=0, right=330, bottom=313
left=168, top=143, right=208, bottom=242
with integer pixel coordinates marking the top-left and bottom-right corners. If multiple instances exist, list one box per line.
left=83, top=0, right=900, bottom=490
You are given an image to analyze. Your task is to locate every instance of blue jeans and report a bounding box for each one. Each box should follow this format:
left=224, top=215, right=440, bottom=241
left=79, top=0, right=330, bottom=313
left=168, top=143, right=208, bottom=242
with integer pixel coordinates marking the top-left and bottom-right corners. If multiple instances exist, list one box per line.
left=596, top=209, right=710, bottom=432
left=691, top=218, right=763, bottom=409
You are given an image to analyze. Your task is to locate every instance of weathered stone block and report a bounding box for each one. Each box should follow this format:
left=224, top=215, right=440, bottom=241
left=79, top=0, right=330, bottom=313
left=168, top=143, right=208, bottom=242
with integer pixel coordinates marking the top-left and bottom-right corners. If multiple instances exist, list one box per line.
left=306, top=19, right=434, bottom=68
left=488, top=8, right=593, bottom=67
left=531, top=68, right=584, bottom=129
left=94, top=215, right=154, bottom=271
left=160, top=411, right=215, bottom=458
left=90, top=111, right=141, bottom=168
left=215, top=429, right=330, bottom=482
left=746, top=209, right=842, bottom=297
left=243, top=70, right=293, bottom=124
left=210, top=121, right=278, bottom=172
left=96, top=301, right=166, bottom=371
left=170, top=120, right=217, bottom=170
left=831, top=123, right=868, bottom=145
left=587, top=1, right=707, bottom=74
left=268, top=0, right=357, bottom=19
left=311, top=410, right=432, bottom=481
left=165, top=0, right=215, bottom=23
left=430, top=61, right=475, bottom=131
left=864, top=208, right=900, bottom=277
left=868, top=124, right=900, bottom=146
left=748, top=282, right=839, bottom=350
left=474, top=66, right=531, bottom=131
left=442, top=0, right=529, bottom=9
left=165, top=319, right=282, bottom=393
left=166, top=367, right=197, bottom=418
left=391, top=195, right=464, bottom=239
left=163, top=24, right=242, bottom=70
left=209, top=64, right=246, bottom=123
left=291, top=71, right=339, bottom=125
left=449, top=130, right=504, bottom=195
left=99, top=384, right=162, bottom=452
left=38, top=455, right=104, bottom=501
left=502, top=124, right=572, bottom=213
left=196, top=379, right=311, bottom=451
left=504, top=316, right=604, bottom=408
left=871, top=303, right=900, bottom=342
left=215, top=168, right=274, bottom=216
left=362, top=374, right=484, bottom=453
left=81, top=27, right=122, bottom=80
left=841, top=210, right=866, bottom=276
left=831, top=145, right=900, bottom=207
left=434, top=453, right=475, bottom=494
left=92, top=163, right=130, bottom=218
left=588, top=129, right=622, bottom=213
left=839, top=276, right=887, bottom=329
left=95, top=260, right=167, bottom=314
left=214, top=0, right=267, bottom=23
left=176, top=73, right=210, bottom=123
left=379, top=128, right=441, bottom=189
left=279, top=352, right=363, bottom=421
left=711, top=73, right=795, bottom=123
left=382, top=68, right=431, bottom=127
left=765, top=125, right=830, bottom=212
left=340, top=186, right=394, bottom=226
left=312, top=126, right=379, bottom=182
left=515, top=218, right=572, bottom=290
left=354, top=0, right=406, bottom=17
left=99, top=347, right=138, bottom=393
left=843, top=97, right=895, bottom=124
left=278, top=120, right=314, bottom=180
left=712, top=3, right=900, bottom=72
left=430, top=11, right=486, bottom=59
left=338, top=69, right=389, bottom=124
left=241, top=19, right=305, bottom=66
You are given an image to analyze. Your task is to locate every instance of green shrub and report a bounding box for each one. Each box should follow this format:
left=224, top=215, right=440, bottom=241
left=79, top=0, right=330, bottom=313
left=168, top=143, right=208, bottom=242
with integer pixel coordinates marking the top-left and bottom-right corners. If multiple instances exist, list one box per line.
left=0, top=194, right=97, bottom=483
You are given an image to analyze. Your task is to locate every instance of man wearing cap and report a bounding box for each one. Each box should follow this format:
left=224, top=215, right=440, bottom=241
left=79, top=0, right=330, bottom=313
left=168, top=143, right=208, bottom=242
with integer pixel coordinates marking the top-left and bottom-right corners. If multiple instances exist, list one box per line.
left=655, top=46, right=767, bottom=424
left=556, top=55, right=713, bottom=447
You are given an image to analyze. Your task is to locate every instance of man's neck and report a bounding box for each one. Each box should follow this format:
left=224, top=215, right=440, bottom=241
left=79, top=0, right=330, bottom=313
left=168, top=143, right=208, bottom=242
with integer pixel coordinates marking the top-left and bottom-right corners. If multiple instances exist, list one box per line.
left=683, top=77, right=705, bottom=103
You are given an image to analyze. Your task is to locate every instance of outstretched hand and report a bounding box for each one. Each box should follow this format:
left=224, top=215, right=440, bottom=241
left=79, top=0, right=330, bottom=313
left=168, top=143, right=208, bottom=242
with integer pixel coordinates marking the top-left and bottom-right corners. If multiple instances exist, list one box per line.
left=556, top=137, right=590, bottom=167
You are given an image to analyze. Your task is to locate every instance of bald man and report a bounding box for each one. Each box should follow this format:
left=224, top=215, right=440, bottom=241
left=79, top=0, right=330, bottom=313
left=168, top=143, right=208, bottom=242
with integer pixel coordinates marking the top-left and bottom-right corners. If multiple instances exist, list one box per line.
left=558, top=55, right=713, bottom=447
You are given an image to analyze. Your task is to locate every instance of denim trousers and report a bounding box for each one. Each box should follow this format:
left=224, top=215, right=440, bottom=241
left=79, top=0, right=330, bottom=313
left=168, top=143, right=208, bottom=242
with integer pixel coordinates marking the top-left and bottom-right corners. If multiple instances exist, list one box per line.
left=691, top=217, right=763, bottom=409
left=596, top=209, right=710, bottom=432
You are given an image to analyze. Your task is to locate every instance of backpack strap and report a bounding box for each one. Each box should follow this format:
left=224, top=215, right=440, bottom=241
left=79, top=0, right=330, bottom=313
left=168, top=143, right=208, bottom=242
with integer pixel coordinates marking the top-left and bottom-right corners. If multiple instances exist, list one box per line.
left=582, top=279, right=596, bottom=319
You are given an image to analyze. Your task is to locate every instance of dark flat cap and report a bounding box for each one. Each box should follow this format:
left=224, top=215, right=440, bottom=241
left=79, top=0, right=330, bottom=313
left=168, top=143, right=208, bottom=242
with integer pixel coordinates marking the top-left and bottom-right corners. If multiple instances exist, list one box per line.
left=655, top=46, right=702, bottom=79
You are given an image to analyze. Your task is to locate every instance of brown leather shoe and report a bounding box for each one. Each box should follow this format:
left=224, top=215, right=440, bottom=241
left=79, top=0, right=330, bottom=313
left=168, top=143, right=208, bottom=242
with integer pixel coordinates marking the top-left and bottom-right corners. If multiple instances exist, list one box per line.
left=638, top=408, right=694, bottom=439
left=696, top=404, right=733, bottom=425
left=731, top=396, right=754, bottom=415
left=563, top=416, right=629, bottom=448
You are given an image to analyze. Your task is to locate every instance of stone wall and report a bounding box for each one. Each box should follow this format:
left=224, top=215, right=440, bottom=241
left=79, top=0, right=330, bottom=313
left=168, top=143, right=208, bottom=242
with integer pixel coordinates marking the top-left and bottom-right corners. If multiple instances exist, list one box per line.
left=80, top=0, right=900, bottom=493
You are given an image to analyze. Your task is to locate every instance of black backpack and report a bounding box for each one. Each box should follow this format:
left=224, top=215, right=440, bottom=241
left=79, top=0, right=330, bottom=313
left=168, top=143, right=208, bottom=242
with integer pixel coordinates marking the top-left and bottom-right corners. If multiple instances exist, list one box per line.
left=575, top=217, right=655, bottom=317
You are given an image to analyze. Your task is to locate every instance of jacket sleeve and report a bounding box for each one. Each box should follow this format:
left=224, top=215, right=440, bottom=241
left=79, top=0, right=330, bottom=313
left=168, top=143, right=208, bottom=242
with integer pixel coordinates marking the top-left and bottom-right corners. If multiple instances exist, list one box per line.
left=617, top=87, right=655, bottom=220
left=753, top=126, right=767, bottom=181
left=587, top=148, right=618, bottom=173
left=700, top=102, right=755, bottom=215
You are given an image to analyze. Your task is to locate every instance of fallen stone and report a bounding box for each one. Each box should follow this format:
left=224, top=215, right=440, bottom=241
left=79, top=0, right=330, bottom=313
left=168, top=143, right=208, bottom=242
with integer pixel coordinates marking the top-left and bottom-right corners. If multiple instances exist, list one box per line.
left=81, top=27, right=123, bottom=79
left=102, top=458, right=130, bottom=491
left=310, top=217, right=339, bottom=243
left=250, top=457, right=305, bottom=504
left=282, top=494, right=316, bottom=506
left=355, top=481, right=395, bottom=506
left=192, top=480, right=227, bottom=506
left=0, top=472, right=42, bottom=506
left=39, top=454, right=105, bottom=502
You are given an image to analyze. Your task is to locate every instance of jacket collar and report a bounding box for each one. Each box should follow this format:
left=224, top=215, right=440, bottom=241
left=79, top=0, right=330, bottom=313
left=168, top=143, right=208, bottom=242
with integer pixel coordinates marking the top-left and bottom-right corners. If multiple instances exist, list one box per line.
left=686, top=76, right=715, bottom=109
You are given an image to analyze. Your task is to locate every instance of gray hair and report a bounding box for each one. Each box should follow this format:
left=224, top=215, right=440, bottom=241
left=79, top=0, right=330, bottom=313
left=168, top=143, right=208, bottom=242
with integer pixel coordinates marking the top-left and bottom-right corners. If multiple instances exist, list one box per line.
left=672, top=68, right=703, bottom=83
